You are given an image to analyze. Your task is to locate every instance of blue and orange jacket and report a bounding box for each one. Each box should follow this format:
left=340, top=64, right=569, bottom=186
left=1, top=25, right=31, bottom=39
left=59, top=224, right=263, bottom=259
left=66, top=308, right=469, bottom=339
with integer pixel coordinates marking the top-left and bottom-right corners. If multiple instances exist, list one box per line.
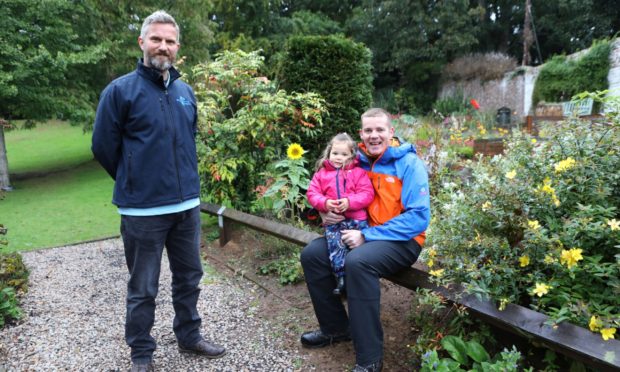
left=358, top=139, right=430, bottom=246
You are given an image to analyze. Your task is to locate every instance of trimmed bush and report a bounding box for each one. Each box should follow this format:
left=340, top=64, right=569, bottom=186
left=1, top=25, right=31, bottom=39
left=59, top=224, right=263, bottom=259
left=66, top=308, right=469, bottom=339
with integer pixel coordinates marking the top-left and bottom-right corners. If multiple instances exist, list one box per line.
left=278, top=35, right=373, bottom=159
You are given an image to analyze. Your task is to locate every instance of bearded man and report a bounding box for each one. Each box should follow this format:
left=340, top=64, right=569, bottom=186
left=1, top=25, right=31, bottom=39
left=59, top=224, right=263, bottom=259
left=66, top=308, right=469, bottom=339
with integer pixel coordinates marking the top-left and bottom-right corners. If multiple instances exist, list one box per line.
left=92, top=10, right=225, bottom=372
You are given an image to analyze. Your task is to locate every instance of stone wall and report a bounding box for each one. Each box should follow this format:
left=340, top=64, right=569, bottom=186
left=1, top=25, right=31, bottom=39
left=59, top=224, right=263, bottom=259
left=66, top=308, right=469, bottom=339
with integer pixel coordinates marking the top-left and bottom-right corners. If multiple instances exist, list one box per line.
left=438, top=38, right=620, bottom=121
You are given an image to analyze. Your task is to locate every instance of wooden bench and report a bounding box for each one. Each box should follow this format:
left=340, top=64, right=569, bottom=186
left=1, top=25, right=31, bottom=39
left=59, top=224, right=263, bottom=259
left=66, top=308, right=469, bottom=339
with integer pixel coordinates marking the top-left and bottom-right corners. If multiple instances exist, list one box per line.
left=200, top=202, right=620, bottom=371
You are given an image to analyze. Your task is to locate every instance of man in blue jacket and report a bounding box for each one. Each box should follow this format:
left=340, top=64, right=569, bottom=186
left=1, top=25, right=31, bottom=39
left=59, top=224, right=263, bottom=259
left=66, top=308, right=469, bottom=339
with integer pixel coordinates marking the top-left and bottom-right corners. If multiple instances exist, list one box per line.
left=300, top=108, right=431, bottom=372
left=92, top=10, right=225, bottom=372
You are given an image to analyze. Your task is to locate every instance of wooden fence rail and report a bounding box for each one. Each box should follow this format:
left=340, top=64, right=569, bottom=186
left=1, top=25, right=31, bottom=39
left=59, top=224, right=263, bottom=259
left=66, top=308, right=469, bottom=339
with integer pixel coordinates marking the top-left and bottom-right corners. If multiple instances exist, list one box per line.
left=200, top=203, right=620, bottom=371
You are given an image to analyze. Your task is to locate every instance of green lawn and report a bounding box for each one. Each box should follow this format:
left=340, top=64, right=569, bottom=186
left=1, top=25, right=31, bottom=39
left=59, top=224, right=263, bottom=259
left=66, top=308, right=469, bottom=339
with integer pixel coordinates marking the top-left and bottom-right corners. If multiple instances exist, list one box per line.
left=2, top=121, right=119, bottom=251
left=3, top=161, right=119, bottom=251
left=6, top=120, right=95, bottom=177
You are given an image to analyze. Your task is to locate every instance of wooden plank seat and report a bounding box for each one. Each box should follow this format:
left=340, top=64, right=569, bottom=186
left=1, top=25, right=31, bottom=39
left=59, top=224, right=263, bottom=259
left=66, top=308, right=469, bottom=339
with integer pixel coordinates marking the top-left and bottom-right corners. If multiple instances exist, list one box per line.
left=200, top=202, right=620, bottom=371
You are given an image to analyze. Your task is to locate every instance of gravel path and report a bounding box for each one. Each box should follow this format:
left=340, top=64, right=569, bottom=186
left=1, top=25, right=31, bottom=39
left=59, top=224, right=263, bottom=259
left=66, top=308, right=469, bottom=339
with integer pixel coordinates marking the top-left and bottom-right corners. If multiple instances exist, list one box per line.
left=0, top=238, right=304, bottom=371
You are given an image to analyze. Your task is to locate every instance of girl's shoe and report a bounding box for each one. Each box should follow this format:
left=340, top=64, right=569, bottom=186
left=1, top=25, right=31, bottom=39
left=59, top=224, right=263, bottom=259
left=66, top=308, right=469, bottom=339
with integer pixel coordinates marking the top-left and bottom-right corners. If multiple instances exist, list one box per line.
left=333, top=276, right=345, bottom=295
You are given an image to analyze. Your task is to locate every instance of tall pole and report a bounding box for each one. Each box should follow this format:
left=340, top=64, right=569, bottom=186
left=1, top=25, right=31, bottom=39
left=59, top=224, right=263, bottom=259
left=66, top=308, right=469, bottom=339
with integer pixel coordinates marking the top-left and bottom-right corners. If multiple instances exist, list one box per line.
left=522, top=0, right=533, bottom=66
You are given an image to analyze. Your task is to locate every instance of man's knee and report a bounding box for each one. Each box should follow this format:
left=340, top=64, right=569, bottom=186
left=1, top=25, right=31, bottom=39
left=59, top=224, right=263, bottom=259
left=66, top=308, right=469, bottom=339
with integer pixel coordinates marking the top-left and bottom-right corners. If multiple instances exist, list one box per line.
left=344, top=249, right=368, bottom=276
left=300, top=238, right=326, bottom=267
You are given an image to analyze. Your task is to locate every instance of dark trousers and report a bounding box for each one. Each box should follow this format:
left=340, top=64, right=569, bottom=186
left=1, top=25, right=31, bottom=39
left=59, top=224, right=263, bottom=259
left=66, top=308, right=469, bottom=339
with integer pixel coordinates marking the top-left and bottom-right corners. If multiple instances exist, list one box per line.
left=120, top=206, right=203, bottom=363
left=300, top=237, right=421, bottom=365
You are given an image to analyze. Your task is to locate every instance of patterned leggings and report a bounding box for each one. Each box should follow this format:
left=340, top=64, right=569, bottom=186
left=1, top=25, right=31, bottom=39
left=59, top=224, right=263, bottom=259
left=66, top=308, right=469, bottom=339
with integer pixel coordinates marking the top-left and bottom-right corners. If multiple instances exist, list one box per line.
left=324, top=219, right=369, bottom=277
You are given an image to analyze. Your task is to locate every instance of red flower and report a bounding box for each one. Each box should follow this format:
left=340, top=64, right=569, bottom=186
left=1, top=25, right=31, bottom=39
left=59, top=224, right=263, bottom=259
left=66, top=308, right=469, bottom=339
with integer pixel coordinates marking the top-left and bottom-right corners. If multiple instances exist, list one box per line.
left=470, top=99, right=480, bottom=110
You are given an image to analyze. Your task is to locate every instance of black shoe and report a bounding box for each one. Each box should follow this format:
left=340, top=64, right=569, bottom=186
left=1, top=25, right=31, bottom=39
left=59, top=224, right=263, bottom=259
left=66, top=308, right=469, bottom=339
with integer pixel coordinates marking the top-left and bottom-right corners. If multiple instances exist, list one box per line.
left=333, top=276, right=346, bottom=296
left=300, top=329, right=351, bottom=348
left=351, top=359, right=383, bottom=372
left=178, top=339, right=227, bottom=359
left=130, top=361, right=154, bottom=372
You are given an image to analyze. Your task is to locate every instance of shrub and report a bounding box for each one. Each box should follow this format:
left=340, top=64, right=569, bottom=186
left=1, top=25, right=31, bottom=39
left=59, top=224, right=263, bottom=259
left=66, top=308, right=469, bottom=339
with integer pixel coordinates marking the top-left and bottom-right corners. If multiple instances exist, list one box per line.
left=192, top=50, right=326, bottom=211
left=0, top=252, right=29, bottom=327
left=442, top=53, right=518, bottom=82
left=532, top=39, right=610, bottom=105
left=428, top=92, right=620, bottom=339
left=433, top=91, right=470, bottom=116
left=257, top=254, right=303, bottom=285
left=278, top=35, right=373, bottom=160
left=420, top=336, right=522, bottom=372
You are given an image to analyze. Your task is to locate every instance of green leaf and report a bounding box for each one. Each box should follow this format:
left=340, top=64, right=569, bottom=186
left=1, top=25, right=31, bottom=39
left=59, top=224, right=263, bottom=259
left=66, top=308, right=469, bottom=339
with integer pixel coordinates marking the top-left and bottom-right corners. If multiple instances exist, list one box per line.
left=465, top=341, right=490, bottom=363
left=441, top=336, right=469, bottom=365
left=438, top=359, right=465, bottom=372
left=273, top=199, right=285, bottom=211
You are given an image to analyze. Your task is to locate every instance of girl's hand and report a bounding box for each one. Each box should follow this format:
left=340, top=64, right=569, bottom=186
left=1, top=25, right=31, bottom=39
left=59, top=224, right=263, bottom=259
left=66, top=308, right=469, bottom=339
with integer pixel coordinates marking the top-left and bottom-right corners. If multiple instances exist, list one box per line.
left=325, top=199, right=340, bottom=212
left=335, top=198, right=349, bottom=213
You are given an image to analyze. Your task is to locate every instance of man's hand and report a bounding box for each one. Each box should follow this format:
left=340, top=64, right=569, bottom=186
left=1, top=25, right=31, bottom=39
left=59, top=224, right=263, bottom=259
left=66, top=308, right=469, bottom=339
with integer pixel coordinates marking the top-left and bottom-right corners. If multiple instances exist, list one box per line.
left=341, top=229, right=365, bottom=249
left=319, top=211, right=345, bottom=225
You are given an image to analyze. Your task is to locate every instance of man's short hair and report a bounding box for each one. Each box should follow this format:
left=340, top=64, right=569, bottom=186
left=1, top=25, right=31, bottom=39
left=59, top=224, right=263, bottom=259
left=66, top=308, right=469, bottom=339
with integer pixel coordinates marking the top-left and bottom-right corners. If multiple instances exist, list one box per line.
left=361, top=108, right=392, bottom=125
left=140, top=10, right=180, bottom=42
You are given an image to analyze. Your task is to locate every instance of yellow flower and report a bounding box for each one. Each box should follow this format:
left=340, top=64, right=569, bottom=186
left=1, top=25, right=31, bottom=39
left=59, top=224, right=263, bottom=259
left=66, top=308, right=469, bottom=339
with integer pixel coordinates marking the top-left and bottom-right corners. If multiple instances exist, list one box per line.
left=541, top=184, right=553, bottom=193
left=531, top=138, right=537, bottom=144
left=429, top=269, right=444, bottom=277
left=499, top=298, right=509, bottom=311
left=554, top=157, right=577, bottom=173
left=286, top=143, right=304, bottom=160
left=589, top=315, right=603, bottom=332
left=607, top=219, right=620, bottom=231
left=519, top=255, right=530, bottom=267
left=481, top=201, right=492, bottom=211
left=601, top=328, right=616, bottom=341
left=543, top=255, right=555, bottom=264
left=560, top=248, right=583, bottom=268
left=505, top=170, right=517, bottom=180
left=427, top=259, right=434, bottom=268
left=427, top=248, right=437, bottom=258
left=527, top=220, right=540, bottom=230
left=532, top=282, right=551, bottom=297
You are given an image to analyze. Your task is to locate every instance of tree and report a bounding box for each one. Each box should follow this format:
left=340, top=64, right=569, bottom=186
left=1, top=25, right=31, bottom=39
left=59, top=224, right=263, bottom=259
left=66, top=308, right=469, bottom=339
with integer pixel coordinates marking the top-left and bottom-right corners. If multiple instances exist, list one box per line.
left=0, top=0, right=109, bottom=189
left=346, top=0, right=480, bottom=112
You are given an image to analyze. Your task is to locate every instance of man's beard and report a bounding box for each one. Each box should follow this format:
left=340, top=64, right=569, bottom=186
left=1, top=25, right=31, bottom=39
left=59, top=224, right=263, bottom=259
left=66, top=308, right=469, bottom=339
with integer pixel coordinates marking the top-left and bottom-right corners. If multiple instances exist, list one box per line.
left=147, top=53, right=175, bottom=71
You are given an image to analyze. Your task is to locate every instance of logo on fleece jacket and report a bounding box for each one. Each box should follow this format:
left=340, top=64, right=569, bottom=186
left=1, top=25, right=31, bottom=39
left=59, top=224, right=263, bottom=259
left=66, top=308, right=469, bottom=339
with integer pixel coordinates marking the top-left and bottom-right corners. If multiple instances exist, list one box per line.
left=176, top=96, right=192, bottom=106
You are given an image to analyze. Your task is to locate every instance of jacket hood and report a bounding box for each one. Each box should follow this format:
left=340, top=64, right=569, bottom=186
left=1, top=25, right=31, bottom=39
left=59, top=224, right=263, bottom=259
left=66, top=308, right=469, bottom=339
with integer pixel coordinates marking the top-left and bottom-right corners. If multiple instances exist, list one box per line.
left=358, top=138, right=417, bottom=166
left=321, top=157, right=360, bottom=171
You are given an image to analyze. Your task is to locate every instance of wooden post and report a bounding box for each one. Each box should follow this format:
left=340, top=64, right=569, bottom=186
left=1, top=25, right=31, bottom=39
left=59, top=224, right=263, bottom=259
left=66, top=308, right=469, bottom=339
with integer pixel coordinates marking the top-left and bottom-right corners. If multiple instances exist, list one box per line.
left=0, top=121, right=13, bottom=191
left=526, top=115, right=533, bottom=134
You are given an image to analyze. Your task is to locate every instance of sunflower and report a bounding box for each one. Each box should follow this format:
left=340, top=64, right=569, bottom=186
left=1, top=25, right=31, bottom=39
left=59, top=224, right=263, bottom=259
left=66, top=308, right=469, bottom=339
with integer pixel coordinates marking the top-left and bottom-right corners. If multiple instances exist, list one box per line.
left=286, top=143, right=304, bottom=160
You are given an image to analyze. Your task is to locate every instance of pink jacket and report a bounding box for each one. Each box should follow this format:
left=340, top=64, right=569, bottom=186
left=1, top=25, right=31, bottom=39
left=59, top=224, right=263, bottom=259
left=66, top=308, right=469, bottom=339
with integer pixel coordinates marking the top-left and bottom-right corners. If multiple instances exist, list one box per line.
left=306, top=158, right=375, bottom=221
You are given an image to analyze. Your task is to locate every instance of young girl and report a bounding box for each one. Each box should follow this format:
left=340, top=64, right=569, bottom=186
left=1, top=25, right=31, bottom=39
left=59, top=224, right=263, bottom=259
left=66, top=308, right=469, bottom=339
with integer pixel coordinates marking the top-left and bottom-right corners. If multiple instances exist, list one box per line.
left=306, top=133, right=375, bottom=295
